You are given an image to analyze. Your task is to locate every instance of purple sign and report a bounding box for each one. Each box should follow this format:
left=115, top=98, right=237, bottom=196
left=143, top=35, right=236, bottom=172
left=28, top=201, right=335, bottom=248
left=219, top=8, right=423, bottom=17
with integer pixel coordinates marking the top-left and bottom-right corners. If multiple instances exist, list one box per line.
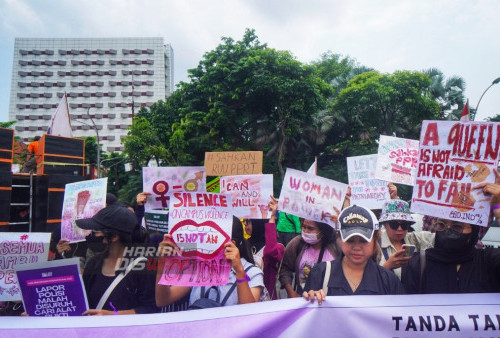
left=15, top=258, right=88, bottom=317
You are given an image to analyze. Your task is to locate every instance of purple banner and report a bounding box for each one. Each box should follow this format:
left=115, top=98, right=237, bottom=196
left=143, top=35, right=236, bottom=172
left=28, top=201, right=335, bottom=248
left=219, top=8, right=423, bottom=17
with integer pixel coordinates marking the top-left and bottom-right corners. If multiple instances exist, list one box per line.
left=1, top=294, right=499, bottom=336
left=14, top=258, right=88, bottom=317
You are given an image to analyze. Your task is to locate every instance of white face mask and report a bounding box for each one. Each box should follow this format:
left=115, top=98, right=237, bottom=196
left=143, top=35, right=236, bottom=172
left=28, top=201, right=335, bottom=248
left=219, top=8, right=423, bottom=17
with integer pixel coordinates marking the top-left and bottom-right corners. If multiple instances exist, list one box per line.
left=301, top=231, right=320, bottom=245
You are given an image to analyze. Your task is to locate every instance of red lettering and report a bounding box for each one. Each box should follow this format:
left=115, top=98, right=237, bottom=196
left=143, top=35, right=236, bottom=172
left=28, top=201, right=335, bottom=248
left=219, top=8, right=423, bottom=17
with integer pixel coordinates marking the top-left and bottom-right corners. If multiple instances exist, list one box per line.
left=423, top=122, right=439, bottom=146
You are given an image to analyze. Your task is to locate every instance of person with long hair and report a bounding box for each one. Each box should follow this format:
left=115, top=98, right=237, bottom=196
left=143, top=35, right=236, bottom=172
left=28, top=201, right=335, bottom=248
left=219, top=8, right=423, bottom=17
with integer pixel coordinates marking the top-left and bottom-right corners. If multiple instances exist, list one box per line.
left=279, top=217, right=341, bottom=298
left=155, top=216, right=264, bottom=308
left=304, top=205, right=404, bottom=303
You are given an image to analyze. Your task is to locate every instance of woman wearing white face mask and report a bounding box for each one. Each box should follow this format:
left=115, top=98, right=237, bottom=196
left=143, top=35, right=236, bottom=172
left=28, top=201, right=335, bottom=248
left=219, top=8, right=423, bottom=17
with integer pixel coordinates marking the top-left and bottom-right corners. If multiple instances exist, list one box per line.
left=279, top=218, right=341, bottom=298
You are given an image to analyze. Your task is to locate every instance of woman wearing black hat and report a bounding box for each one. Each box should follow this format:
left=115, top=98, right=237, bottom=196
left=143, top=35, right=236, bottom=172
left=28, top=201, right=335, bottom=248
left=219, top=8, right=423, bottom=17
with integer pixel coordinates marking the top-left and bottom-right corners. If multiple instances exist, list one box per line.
left=303, top=205, right=404, bottom=303
left=75, top=205, right=158, bottom=315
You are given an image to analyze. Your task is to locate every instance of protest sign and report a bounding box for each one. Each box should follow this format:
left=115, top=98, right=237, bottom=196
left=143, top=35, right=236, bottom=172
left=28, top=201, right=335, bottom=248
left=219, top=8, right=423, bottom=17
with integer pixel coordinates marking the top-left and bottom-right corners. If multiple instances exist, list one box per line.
left=142, top=167, right=206, bottom=233
left=278, top=169, right=347, bottom=228
left=204, top=151, right=263, bottom=176
left=0, top=232, right=50, bottom=301
left=60, top=178, right=107, bottom=242
left=158, top=192, right=233, bottom=286
left=220, top=174, right=273, bottom=219
left=15, top=258, right=88, bottom=317
left=375, top=135, right=419, bottom=186
left=347, top=154, right=389, bottom=209
left=411, top=121, right=500, bottom=226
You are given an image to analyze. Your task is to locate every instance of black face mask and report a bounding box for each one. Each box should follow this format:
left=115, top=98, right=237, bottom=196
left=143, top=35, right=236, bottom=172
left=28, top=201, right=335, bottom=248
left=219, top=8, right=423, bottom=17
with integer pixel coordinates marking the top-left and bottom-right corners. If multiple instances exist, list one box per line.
left=85, top=232, right=108, bottom=253
left=435, top=228, right=473, bottom=252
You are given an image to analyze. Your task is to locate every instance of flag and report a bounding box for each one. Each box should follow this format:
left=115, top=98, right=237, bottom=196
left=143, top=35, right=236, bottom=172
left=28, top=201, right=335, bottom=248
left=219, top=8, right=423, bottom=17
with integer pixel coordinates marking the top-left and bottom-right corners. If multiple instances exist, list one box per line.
left=47, top=93, right=73, bottom=137
left=306, top=156, right=317, bottom=175
left=460, top=99, right=469, bottom=122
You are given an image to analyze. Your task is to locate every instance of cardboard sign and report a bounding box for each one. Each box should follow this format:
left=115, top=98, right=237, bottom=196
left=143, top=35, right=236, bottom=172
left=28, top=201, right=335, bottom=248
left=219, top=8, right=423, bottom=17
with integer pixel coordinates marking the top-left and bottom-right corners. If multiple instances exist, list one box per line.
left=411, top=121, right=500, bottom=226
left=15, top=258, right=88, bottom=317
left=0, top=233, right=51, bottom=301
left=158, top=192, right=233, bottom=286
left=220, top=174, right=273, bottom=219
left=61, top=178, right=107, bottom=242
left=204, top=151, right=263, bottom=176
left=142, top=167, right=206, bottom=233
left=278, top=168, right=347, bottom=228
left=347, top=154, right=390, bottom=209
left=375, top=135, right=419, bottom=186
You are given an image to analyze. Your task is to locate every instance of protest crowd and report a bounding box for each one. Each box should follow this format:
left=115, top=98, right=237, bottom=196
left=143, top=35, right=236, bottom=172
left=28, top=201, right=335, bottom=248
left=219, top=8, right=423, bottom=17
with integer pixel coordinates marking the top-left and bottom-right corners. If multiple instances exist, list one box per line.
left=1, top=120, right=500, bottom=335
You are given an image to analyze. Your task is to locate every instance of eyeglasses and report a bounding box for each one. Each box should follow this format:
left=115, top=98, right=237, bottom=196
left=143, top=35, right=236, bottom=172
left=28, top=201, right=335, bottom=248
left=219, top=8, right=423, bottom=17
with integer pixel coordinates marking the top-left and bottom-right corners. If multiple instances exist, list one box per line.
left=387, top=221, right=411, bottom=231
left=435, top=221, right=471, bottom=234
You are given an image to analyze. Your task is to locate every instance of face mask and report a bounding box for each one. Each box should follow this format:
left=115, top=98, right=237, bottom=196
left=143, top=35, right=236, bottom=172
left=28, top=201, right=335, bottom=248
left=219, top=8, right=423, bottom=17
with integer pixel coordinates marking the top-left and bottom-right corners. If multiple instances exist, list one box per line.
left=301, top=231, right=320, bottom=245
left=435, top=228, right=472, bottom=252
left=85, top=232, right=108, bottom=253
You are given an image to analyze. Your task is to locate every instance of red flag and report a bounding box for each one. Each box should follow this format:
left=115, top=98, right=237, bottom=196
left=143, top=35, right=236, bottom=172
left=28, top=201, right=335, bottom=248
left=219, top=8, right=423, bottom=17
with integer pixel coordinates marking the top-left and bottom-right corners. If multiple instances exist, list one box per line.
left=460, top=99, right=469, bottom=122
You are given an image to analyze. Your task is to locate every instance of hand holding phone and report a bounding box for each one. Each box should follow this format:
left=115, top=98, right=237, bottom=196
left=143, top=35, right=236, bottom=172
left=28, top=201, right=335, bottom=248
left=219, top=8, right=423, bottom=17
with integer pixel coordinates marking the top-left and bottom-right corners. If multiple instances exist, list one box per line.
left=402, top=244, right=416, bottom=256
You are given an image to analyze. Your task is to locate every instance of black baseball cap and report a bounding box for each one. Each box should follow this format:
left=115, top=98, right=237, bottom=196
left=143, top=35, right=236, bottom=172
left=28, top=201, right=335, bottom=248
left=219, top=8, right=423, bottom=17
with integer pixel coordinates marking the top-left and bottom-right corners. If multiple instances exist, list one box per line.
left=75, top=205, right=136, bottom=234
left=339, top=205, right=379, bottom=242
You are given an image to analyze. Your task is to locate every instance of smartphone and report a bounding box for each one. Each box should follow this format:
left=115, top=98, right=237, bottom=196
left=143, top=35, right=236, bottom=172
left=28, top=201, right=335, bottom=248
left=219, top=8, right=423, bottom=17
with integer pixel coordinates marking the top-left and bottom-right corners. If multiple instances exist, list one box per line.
left=402, top=244, right=416, bottom=256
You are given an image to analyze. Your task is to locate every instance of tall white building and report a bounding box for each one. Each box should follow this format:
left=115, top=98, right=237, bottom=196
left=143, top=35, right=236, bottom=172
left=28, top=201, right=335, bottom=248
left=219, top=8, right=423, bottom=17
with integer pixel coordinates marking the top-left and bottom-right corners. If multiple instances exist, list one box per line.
left=9, top=38, right=174, bottom=151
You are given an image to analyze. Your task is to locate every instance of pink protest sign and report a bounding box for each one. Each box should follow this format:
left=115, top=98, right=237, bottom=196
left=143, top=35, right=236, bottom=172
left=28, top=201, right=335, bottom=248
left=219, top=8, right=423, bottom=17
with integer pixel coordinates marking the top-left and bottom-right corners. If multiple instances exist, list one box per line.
left=278, top=168, right=347, bottom=228
left=61, top=178, right=107, bottom=242
left=411, top=121, right=500, bottom=226
left=375, top=135, right=419, bottom=186
left=347, top=154, right=390, bottom=209
left=220, top=174, right=273, bottom=219
left=0, top=232, right=51, bottom=301
left=158, top=192, right=233, bottom=286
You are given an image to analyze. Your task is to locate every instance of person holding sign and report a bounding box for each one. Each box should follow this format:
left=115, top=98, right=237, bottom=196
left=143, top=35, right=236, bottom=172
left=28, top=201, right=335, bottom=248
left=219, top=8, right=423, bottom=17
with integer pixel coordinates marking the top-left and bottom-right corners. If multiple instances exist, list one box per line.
left=75, top=205, right=158, bottom=315
left=303, top=205, right=404, bottom=303
left=155, top=216, right=264, bottom=308
left=279, top=219, right=340, bottom=298
left=403, top=172, right=500, bottom=294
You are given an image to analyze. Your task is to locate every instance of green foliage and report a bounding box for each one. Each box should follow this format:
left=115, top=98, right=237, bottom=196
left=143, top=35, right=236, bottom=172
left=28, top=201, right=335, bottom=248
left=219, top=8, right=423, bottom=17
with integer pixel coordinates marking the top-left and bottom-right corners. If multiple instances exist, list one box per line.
left=0, top=121, right=16, bottom=128
left=115, top=29, right=474, bottom=202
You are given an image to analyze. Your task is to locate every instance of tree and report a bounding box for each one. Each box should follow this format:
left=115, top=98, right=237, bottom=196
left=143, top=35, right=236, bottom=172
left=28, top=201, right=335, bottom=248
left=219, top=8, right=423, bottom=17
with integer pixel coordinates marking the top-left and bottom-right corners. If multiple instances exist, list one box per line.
left=424, top=68, right=467, bottom=120
left=168, top=29, right=331, bottom=177
left=316, top=70, right=440, bottom=184
left=331, top=70, right=440, bottom=141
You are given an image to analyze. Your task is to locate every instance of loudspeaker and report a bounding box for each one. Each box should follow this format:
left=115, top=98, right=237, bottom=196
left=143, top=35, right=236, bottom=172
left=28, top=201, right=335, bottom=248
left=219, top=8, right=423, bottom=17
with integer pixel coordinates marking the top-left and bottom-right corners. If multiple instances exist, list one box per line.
left=0, top=128, right=14, bottom=173
left=46, top=175, right=87, bottom=231
left=38, top=135, right=85, bottom=176
left=0, top=173, right=12, bottom=227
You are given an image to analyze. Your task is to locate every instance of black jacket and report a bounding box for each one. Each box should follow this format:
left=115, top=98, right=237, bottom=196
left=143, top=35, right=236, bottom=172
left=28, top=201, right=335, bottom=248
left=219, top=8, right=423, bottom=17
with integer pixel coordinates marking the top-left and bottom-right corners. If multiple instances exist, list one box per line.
left=402, top=248, right=500, bottom=294
left=83, top=252, right=159, bottom=314
left=305, top=257, right=405, bottom=295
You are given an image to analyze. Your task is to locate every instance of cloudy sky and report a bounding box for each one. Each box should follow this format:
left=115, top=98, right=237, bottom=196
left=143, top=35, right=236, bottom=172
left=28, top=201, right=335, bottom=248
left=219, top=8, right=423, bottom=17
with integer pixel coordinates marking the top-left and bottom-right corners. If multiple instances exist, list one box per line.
left=1, top=0, right=499, bottom=123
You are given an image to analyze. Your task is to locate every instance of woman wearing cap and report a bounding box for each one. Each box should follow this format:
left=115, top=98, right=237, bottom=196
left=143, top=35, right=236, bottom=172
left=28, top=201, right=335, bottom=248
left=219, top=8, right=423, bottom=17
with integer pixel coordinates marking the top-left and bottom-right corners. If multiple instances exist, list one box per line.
left=279, top=217, right=341, bottom=298
left=402, top=177, right=500, bottom=294
left=155, top=216, right=264, bottom=308
left=379, top=198, right=434, bottom=279
left=75, top=205, right=158, bottom=315
left=303, top=205, right=404, bottom=303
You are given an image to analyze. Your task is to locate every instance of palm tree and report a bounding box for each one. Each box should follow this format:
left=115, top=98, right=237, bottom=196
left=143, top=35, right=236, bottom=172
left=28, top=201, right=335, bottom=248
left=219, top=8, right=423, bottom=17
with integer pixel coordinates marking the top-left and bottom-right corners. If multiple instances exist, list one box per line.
left=424, top=68, right=467, bottom=120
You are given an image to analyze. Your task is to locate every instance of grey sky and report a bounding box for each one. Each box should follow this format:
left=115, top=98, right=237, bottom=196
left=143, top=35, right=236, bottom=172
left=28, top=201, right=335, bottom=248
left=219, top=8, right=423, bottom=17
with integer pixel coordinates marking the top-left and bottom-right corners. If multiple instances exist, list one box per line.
left=1, top=0, right=499, bottom=123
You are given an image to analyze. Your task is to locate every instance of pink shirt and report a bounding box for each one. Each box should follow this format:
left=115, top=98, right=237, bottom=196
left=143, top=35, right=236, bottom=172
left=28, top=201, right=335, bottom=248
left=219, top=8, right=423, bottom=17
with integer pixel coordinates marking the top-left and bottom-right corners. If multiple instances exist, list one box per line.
left=298, top=246, right=334, bottom=288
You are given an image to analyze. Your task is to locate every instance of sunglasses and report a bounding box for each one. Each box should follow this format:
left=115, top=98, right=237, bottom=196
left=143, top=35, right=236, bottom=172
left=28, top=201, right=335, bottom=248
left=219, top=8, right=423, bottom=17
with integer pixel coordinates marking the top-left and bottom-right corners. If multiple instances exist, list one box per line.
left=387, top=221, right=411, bottom=231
